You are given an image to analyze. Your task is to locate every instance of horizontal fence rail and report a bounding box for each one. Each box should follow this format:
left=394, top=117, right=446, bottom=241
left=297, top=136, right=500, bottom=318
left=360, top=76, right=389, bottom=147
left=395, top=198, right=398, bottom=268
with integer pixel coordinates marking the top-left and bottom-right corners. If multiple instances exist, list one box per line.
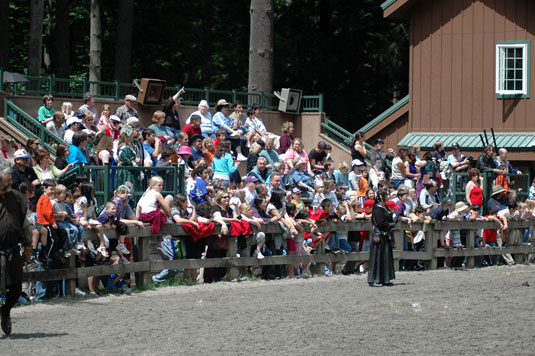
left=1, top=69, right=323, bottom=112
left=19, top=219, right=535, bottom=295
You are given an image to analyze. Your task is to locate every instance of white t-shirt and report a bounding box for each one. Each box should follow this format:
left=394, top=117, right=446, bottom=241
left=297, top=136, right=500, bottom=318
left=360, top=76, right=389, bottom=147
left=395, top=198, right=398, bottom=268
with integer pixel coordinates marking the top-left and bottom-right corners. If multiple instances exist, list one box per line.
left=64, top=129, right=75, bottom=145
left=391, top=157, right=404, bottom=180
left=137, top=189, right=159, bottom=214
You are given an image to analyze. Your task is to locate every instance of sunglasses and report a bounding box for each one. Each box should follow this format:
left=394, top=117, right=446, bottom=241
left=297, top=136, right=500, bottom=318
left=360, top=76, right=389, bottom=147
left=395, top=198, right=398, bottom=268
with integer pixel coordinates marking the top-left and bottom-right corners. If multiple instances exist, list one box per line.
left=222, top=196, right=230, bottom=199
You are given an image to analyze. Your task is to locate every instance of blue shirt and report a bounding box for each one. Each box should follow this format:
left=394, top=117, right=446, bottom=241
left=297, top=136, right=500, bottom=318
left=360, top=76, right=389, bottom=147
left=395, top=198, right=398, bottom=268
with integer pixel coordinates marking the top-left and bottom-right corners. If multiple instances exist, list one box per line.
left=143, top=143, right=157, bottom=166
left=66, top=145, right=88, bottom=166
left=190, top=177, right=208, bottom=204
left=212, top=112, right=232, bottom=132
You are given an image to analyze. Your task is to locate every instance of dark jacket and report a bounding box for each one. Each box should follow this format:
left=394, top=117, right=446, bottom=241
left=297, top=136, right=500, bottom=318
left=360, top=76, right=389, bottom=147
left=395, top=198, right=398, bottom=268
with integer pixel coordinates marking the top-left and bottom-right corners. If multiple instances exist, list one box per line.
left=0, top=189, right=30, bottom=247
left=476, top=154, right=497, bottom=173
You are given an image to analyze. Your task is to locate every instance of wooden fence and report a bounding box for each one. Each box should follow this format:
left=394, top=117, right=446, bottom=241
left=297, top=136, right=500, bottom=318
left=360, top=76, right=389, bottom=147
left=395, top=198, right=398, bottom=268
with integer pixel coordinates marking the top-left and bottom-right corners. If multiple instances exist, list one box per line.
left=21, top=220, right=535, bottom=295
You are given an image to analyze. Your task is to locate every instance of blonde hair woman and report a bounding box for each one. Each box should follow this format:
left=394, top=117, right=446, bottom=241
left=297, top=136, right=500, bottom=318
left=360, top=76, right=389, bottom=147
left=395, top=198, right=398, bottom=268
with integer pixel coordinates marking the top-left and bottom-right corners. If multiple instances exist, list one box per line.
left=148, top=110, right=174, bottom=143
left=136, top=176, right=171, bottom=234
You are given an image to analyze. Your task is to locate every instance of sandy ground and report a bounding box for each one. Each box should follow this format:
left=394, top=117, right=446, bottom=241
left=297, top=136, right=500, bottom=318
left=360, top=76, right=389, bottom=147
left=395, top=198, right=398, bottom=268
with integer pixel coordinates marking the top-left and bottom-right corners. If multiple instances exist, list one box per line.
left=2, top=264, right=535, bottom=356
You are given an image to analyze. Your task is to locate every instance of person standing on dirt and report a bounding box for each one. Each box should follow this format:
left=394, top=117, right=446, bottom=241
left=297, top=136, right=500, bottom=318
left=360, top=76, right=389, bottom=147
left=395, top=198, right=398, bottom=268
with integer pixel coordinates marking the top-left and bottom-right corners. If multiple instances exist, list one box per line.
left=368, top=189, right=396, bottom=287
left=0, top=168, right=32, bottom=335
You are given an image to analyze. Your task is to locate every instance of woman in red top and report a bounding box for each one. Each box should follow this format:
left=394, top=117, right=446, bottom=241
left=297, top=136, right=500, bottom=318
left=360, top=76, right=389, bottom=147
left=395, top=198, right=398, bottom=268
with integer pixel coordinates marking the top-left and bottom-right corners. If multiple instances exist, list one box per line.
left=465, top=168, right=483, bottom=207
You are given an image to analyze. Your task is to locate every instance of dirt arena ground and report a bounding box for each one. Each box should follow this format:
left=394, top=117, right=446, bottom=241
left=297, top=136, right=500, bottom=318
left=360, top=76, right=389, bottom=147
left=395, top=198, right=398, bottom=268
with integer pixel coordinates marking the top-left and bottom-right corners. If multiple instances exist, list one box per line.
left=2, top=264, right=535, bottom=356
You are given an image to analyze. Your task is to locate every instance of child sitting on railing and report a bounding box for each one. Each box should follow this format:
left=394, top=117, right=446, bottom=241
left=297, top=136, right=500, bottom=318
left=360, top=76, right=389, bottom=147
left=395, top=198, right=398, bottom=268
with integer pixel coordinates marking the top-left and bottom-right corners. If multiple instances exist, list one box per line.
left=136, top=176, right=172, bottom=235
left=53, top=184, right=85, bottom=255
left=74, top=183, right=108, bottom=258
left=238, top=203, right=265, bottom=260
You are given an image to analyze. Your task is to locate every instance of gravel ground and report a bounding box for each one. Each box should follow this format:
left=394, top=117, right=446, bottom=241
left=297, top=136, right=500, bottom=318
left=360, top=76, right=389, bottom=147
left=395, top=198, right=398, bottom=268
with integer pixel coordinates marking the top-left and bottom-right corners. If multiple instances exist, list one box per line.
left=2, top=264, right=535, bottom=356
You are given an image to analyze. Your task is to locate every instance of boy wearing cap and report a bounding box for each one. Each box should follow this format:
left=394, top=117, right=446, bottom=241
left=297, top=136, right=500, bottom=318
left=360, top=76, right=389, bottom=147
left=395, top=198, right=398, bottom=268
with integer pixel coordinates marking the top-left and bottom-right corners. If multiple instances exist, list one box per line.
left=244, top=175, right=258, bottom=205
left=105, top=115, right=122, bottom=140
left=63, top=113, right=83, bottom=145
left=290, top=187, right=305, bottom=211
left=10, top=149, right=39, bottom=190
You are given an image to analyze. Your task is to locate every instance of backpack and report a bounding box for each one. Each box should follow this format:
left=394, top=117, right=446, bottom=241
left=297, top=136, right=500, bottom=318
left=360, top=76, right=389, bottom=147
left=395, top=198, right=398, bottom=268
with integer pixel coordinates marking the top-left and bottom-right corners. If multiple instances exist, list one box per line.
left=158, top=236, right=187, bottom=260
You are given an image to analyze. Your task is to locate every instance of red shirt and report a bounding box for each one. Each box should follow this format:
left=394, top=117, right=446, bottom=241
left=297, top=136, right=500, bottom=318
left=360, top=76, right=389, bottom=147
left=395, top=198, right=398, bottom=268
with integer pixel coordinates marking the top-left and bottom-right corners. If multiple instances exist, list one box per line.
left=309, top=209, right=330, bottom=222
left=482, top=214, right=497, bottom=242
left=105, top=126, right=120, bottom=140
left=182, top=124, right=202, bottom=139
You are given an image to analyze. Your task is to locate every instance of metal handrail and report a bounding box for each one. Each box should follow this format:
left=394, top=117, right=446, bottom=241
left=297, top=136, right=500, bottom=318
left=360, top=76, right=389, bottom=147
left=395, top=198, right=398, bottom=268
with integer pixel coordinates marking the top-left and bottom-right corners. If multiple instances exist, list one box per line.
left=3, top=98, right=66, bottom=155
left=1, top=69, right=323, bottom=112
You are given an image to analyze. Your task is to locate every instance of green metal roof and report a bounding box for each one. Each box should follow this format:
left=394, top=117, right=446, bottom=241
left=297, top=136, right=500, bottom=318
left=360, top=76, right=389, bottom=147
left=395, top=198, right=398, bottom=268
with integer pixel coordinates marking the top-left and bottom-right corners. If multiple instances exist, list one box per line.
left=398, top=132, right=535, bottom=151
left=358, top=94, right=409, bottom=133
left=380, top=0, right=398, bottom=11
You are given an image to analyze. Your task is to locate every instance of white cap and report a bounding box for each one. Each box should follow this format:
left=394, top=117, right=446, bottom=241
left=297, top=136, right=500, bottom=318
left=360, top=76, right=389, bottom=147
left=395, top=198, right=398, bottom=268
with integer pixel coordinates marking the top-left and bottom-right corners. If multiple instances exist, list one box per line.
left=66, top=116, right=82, bottom=127
left=110, top=115, right=122, bottom=122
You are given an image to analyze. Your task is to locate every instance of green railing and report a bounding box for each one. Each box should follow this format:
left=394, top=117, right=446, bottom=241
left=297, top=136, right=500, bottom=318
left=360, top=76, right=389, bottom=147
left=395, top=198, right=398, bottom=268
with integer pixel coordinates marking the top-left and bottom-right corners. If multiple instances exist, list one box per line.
left=450, top=171, right=530, bottom=214
left=1, top=69, right=323, bottom=112
left=78, top=164, right=185, bottom=205
left=321, top=116, right=354, bottom=146
left=3, top=98, right=66, bottom=155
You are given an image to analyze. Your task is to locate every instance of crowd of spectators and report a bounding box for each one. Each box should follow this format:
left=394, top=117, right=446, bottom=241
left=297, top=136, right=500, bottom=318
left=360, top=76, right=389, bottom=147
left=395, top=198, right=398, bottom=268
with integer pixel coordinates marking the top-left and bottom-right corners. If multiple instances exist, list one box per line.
left=0, top=91, right=533, bottom=300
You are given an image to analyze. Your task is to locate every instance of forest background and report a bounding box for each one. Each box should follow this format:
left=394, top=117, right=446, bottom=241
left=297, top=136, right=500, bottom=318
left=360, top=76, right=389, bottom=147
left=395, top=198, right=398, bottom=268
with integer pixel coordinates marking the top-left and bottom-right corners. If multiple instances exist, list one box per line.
left=0, top=0, right=409, bottom=132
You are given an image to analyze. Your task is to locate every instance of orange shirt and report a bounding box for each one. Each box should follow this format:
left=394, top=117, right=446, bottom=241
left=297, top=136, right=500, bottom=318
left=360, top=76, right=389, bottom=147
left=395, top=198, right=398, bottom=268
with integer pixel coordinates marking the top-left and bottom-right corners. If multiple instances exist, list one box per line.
left=357, top=177, right=369, bottom=197
left=36, top=194, right=56, bottom=225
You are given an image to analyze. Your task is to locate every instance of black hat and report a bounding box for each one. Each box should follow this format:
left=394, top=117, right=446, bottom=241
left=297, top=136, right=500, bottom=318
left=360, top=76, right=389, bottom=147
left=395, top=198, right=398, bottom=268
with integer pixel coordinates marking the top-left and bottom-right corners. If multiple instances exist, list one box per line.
left=188, top=134, right=204, bottom=146
left=318, top=141, right=327, bottom=149
left=72, top=109, right=86, bottom=118
left=451, top=142, right=460, bottom=150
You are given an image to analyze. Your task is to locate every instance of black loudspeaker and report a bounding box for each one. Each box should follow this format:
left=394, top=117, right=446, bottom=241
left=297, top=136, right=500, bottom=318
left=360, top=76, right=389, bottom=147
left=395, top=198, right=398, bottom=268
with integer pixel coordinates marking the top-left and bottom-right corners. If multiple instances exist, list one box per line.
left=137, top=78, right=166, bottom=105
left=278, top=88, right=302, bottom=113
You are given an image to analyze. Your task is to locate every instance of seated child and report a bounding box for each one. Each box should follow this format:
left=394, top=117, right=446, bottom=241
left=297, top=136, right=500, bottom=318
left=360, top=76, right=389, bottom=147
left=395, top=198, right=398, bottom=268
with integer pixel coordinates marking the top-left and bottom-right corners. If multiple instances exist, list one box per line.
left=97, top=201, right=130, bottom=255
left=53, top=184, right=85, bottom=254
left=238, top=203, right=265, bottom=259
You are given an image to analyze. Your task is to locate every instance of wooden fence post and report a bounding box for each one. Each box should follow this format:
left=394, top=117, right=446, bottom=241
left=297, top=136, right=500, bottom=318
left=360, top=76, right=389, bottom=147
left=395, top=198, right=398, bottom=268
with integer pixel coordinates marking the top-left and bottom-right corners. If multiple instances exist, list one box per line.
left=65, top=255, right=76, bottom=296
left=393, top=229, right=404, bottom=272
left=136, top=236, right=152, bottom=287
left=465, top=229, right=475, bottom=268
left=429, top=225, right=438, bottom=270
left=226, top=236, right=239, bottom=281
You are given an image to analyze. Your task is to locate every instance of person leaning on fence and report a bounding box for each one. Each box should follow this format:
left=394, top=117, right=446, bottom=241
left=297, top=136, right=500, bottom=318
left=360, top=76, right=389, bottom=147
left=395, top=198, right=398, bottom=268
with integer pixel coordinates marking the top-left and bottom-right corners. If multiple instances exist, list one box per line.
left=0, top=168, right=32, bottom=336
left=476, top=145, right=503, bottom=176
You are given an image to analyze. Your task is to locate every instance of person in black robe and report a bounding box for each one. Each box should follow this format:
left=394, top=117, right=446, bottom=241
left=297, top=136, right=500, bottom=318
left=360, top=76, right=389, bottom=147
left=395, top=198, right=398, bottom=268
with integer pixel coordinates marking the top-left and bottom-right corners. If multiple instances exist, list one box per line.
left=368, top=189, right=396, bottom=287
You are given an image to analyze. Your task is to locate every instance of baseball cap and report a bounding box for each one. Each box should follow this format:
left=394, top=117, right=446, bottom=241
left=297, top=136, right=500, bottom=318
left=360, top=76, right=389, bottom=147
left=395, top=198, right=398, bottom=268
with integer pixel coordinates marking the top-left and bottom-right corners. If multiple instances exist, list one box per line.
left=14, top=149, right=30, bottom=159
left=376, top=139, right=385, bottom=144
left=125, top=94, right=137, bottom=102
left=110, top=115, right=122, bottom=122
left=363, top=199, right=375, bottom=208
left=292, top=187, right=302, bottom=194
left=386, top=201, right=400, bottom=210
left=245, top=175, right=259, bottom=184
left=66, top=116, right=83, bottom=127
left=318, top=141, right=327, bottom=149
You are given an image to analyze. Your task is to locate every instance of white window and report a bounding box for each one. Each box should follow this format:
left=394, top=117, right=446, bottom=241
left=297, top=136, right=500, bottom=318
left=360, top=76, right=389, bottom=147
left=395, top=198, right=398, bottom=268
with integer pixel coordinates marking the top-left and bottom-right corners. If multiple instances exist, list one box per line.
left=495, top=41, right=530, bottom=98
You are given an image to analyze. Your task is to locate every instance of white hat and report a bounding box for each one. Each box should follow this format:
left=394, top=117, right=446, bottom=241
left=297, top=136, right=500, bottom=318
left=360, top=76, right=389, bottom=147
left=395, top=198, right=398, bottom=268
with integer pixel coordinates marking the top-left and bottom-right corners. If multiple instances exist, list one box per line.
left=66, top=116, right=82, bottom=127
left=126, top=117, right=140, bottom=126
left=110, top=115, right=122, bottom=122
left=351, top=159, right=364, bottom=167
left=14, top=149, right=30, bottom=159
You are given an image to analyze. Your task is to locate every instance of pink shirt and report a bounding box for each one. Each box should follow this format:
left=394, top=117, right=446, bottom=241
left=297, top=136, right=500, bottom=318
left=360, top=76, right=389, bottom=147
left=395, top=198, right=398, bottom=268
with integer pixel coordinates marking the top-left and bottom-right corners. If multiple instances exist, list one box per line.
left=284, top=148, right=309, bottom=173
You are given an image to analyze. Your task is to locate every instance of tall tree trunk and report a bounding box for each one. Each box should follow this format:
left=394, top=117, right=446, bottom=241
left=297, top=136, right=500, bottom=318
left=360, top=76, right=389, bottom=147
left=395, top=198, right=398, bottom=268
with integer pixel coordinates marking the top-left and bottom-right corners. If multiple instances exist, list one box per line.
left=53, top=0, right=70, bottom=78
left=248, top=0, right=273, bottom=105
left=43, top=0, right=53, bottom=73
left=0, top=0, right=9, bottom=69
left=89, top=0, right=102, bottom=92
left=28, top=0, right=45, bottom=83
left=113, top=0, right=133, bottom=82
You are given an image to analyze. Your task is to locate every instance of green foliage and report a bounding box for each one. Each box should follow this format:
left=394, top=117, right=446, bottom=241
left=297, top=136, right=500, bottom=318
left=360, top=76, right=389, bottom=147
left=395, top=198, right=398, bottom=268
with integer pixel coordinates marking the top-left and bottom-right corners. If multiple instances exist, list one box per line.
left=6, top=0, right=408, bottom=131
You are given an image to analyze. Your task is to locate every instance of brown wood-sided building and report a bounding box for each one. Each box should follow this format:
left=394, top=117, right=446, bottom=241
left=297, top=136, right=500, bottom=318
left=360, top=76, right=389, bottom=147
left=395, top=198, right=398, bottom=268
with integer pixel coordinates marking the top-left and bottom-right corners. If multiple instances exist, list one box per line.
left=361, top=0, right=535, bottom=172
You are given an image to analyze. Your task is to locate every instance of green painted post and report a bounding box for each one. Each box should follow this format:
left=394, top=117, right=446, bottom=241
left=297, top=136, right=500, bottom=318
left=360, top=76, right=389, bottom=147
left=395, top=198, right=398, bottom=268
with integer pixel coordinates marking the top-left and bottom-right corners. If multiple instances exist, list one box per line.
left=48, top=76, right=53, bottom=94
left=318, top=93, right=324, bottom=112
left=259, top=91, right=264, bottom=107
left=232, top=89, right=237, bottom=104
left=0, top=69, right=3, bottom=91
left=104, top=163, right=111, bottom=203
left=82, top=79, right=87, bottom=94
left=172, top=165, right=178, bottom=196
left=178, top=165, right=185, bottom=193
left=204, top=88, right=210, bottom=103
left=114, top=81, right=120, bottom=101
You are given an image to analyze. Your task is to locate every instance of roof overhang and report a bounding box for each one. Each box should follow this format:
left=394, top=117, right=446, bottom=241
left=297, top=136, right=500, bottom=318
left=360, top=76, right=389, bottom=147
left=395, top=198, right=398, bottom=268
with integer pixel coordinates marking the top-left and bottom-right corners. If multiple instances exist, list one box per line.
left=381, top=0, right=420, bottom=19
left=399, top=132, right=535, bottom=152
